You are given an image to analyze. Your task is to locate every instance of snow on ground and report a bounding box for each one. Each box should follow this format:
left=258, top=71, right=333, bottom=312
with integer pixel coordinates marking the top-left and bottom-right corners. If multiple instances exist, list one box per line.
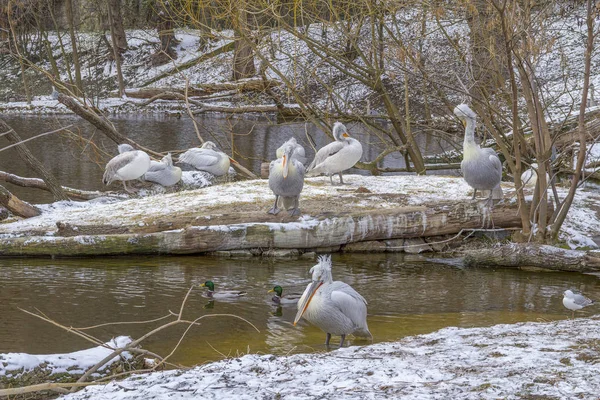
left=0, top=336, right=132, bottom=378
left=58, top=317, right=600, bottom=400
left=1, top=174, right=598, bottom=249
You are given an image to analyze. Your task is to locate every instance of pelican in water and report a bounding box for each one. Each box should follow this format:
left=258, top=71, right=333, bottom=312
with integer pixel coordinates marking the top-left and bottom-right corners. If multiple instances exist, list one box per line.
left=200, top=281, right=247, bottom=299
left=268, top=285, right=302, bottom=305
left=268, top=143, right=305, bottom=216
left=144, top=153, right=182, bottom=187
left=306, top=122, right=363, bottom=185
left=276, top=137, right=307, bottom=165
left=563, top=289, right=595, bottom=318
left=294, top=255, right=371, bottom=347
left=454, top=104, right=503, bottom=203
left=179, top=141, right=230, bottom=176
left=103, top=144, right=151, bottom=193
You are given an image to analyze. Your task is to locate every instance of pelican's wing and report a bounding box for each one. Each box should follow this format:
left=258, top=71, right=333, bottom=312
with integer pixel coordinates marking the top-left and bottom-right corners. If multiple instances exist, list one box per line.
left=103, top=152, right=137, bottom=183
left=483, top=148, right=502, bottom=174
left=307, top=141, right=345, bottom=171
left=573, top=293, right=594, bottom=307
left=147, top=160, right=165, bottom=173
left=180, top=149, right=219, bottom=168
left=329, top=282, right=367, bottom=323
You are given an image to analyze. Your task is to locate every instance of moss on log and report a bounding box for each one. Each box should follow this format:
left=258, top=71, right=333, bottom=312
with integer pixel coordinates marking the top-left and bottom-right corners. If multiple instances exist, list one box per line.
left=0, top=201, right=522, bottom=257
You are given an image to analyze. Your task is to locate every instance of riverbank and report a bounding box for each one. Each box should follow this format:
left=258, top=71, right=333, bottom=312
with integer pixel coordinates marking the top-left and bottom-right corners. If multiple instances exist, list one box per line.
left=54, top=316, right=600, bottom=400
left=0, top=175, right=599, bottom=257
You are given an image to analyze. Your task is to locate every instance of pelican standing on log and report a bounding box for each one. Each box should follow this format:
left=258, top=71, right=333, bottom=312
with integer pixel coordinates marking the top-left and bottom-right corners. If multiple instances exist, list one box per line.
left=294, top=255, right=371, bottom=347
left=144, top=153, right=182, bottom=186
left=103, top=144, right=151, bottom=193
left=276, top=137, right=307, bottom=165
left=268, top=143, right=305, bottom=216
left=454, top=104, right=503, bottom=204
left=179, top=141, right=230, bottom=176
left=306, top=122, right=363, bottom=185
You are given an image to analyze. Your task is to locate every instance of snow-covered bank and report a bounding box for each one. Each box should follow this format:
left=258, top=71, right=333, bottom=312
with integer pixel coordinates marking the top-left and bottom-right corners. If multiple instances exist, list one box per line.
left=58, top=317, right=600, bottom=400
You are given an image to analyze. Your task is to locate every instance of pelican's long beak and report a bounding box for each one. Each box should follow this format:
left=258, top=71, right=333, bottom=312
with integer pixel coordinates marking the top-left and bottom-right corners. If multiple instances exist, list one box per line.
left=294, top=281, right=323, bottom=325
left=282, top=154, right=288, bottom=179
left=342, top=132, right=350, bottom=138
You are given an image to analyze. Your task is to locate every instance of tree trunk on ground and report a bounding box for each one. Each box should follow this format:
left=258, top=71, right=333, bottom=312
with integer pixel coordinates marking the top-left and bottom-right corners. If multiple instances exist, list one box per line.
left=108, top=0, right=128, bottom=51
left=65, top=0, right=83, bottom=95
left=232, top=6, right=256, bottom=80
left=0, top=119, right=69, bottom=201
left=0, top=185, right=40, bottom=218
left=151, top=4, right=178, bottom=66
left=463, top=243, right=600, bottom=272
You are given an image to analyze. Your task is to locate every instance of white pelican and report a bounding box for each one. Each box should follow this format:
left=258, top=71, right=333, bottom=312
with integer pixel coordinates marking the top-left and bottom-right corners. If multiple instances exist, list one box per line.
left=294, top=255, right=371, bottom=347
left=144, top=153, right=182, bottom=187
left=454, top=104, right=503, bottom=203
left=178, top=141, right=230, bottom=176
left=276, top=137, right=307, bottom=165
left=200, top=281, right=247, bottom=299
left=306, top=122, right=363, bottom=185
left=103, top=144, right=151, bottom=193
left=563, top=289, right=595, bottom=319
left=268, top=143, right=305, bottom=216
left=268, top=285, right=302, bottom=305
left=521, top=163, right=550, bottom=189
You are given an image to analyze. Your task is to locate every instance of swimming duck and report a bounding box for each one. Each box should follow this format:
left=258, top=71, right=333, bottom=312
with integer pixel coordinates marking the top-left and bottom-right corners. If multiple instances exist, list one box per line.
left=268, top=285, right=302, bottom=305
left=200, top=281, right=247, bottom=299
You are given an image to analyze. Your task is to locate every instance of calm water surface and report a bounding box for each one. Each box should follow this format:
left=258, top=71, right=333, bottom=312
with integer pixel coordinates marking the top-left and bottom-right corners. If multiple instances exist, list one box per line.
left=1, top=253, right=598, bottom=366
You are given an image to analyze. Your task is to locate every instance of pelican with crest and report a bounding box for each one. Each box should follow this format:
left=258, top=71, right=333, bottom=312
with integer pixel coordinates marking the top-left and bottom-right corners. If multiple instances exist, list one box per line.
left=268, top=142, right=305, bottom=216
left=294, top=255, right=371, bottom=347
left=305, top=122, right=363, bottom=185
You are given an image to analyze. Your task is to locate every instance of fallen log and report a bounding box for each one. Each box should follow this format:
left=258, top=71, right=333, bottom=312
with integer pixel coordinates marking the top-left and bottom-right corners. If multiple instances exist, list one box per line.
left=121, top=79, right=283, bottom=99
left=463, top=242, right=600, bottom=272
left=0, top=185, right=40, bottom=218
left=0, top=171, right=119, bottom=201
left=0, top=200, right=522, bottom=257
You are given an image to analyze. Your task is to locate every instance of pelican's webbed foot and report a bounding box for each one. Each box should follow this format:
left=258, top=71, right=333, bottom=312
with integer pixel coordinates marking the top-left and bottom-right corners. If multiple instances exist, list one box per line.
left=288, top=208, right=301, bottom=217
left=268, top=206, right=281, bottom=215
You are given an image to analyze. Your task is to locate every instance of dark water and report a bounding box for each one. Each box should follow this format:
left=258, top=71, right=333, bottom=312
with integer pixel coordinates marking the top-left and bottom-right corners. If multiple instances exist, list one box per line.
left=0, top=115, right=459, bottom=203
left=0, top=253, right=598, bottom=366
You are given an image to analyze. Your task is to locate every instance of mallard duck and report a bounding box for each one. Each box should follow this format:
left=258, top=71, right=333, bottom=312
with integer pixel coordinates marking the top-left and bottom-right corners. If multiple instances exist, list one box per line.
left=200, top=281, right=247, bottom=299
left=178, top=141, right=230, bottom=176
left=268, top=285, right=302, bottom=305
left=305, top=122, right=363, bottom=185
left=294, top=255, right=372, bottom=347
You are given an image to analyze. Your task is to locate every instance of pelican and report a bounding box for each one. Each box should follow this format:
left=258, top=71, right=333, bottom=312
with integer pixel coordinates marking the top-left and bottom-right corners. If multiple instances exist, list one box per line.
left=268, top=285, right=302, bottom=305
left=103, top=144, right=151, bottom=193
left=521, top=163, right=551, bottom=189
left=454, top=104, right=503, bottom=204
left=276, top=137, right=307, bottom=165
left=200, top=281, right=247, bottom=299
left=306, top=122, right=363, bottom=185
left=563, top=289, right=595, bottom=318
left=268, top=143, right=305, bottom=216
left=294, top=255, right=371, bottom=347
left=144, top=153, right=182, bottom=186
left=178, top=141, right=230, bottom=176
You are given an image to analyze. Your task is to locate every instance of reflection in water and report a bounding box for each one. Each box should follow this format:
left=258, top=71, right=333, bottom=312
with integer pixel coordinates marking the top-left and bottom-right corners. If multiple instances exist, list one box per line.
left=0, top=253, right=598, bottom=365
left=0, top=115, right=460, bottom=203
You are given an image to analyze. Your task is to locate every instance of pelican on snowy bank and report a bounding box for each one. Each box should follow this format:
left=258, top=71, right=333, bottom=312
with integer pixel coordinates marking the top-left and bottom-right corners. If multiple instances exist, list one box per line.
left=306, top=122, right=363, bottom=185
left=276, top=137, right=307, bottom=165
left=179, top=141, right=230, bottom=177
left=103, top=144, right=151, bottom=193
left=144, top=153, right=182, bottom=187
left=268, top=143, right=305, bottom=216
left=294, top=255, right=371, bottom=347
left=563, top=290, right=595, bottom=319
left=454, top=104, right=503, bottom=203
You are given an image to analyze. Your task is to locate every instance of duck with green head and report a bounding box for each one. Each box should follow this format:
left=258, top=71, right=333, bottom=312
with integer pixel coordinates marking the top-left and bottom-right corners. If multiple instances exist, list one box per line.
left=200, top=281, right=247, bottom=299
left=268, top=285, right=302, bottom=305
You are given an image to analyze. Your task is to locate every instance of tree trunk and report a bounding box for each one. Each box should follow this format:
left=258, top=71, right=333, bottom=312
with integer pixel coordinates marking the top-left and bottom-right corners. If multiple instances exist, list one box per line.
left=232, top=7, right=256, bottom=80
left=65, top=0, right=83, bottom=95
left=0, top=119, right=69, bottom=201
left=108, top=0, right=128, bottom=51
left=0, top=185, right=40, bottom=218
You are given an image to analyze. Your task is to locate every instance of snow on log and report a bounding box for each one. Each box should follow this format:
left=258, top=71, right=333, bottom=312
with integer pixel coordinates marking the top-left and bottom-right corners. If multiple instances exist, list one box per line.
left=463, top=242, right=600, bottom=272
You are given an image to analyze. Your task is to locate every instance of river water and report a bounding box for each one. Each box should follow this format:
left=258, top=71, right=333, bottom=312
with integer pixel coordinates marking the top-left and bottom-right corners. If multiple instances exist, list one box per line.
left=0, top=253, right=598, bottom=366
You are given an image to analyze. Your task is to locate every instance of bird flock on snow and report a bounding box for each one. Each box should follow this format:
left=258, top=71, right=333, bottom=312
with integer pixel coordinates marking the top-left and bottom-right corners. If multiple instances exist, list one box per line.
left=101, top=105, right=594, bottom=346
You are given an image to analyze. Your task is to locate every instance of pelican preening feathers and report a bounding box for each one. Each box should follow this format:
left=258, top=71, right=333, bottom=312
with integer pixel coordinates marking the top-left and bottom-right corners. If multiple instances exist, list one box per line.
left=144, top=153, right=182, bottom=187
left=306, top=122, right=363, bottom=185
left=563, top=290, right=595, bottom=319
left=103, top=144, right=151, bottom=193
left=454, top=104, right=503, bottom=204
left=178, top=141, right=231, bottom=177
left=294, top=255, right=371, bottom=347
left=268, top=142, right=305, bottom=216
